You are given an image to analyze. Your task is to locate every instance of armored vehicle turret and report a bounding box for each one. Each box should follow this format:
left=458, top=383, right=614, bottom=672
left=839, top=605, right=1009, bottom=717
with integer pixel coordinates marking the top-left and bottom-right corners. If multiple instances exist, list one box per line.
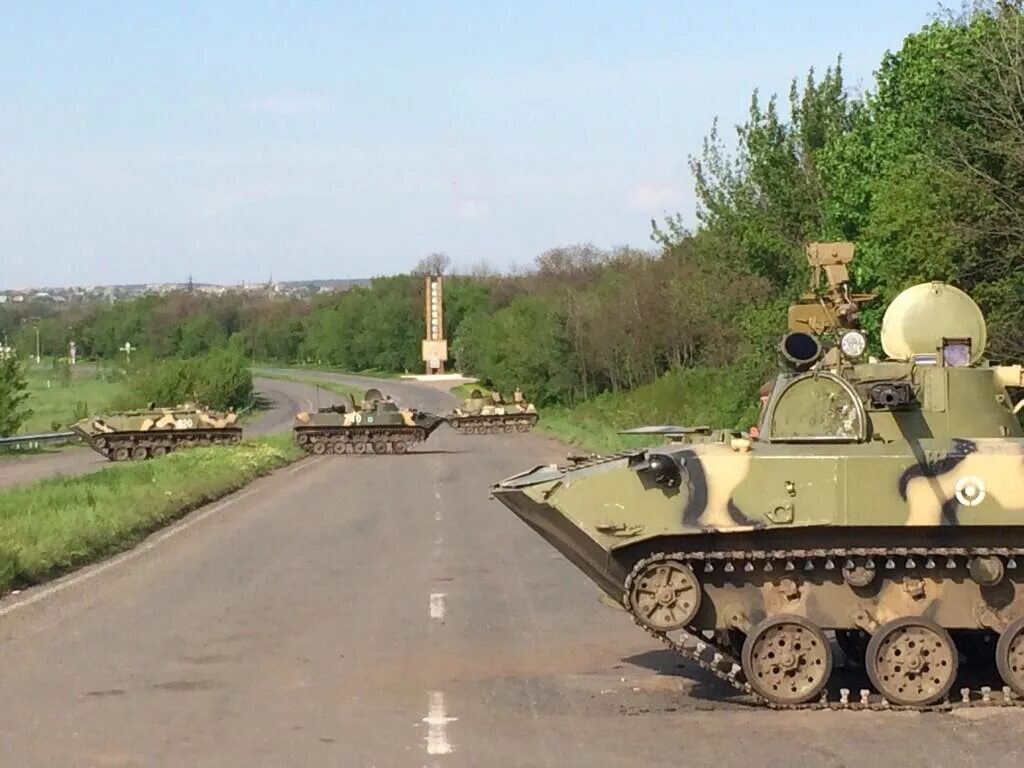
left=491, top=243, right=1024, bottom=711
left=71, top=404, right=241, bottom=461
left=446, top=388, right=539, bottom=434
left=293, top=389, right=444, bottom=455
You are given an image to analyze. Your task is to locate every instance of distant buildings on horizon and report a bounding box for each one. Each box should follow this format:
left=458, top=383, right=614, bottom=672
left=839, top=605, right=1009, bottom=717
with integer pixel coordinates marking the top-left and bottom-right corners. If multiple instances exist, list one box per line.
left=0, top=278, right=371, bottom=305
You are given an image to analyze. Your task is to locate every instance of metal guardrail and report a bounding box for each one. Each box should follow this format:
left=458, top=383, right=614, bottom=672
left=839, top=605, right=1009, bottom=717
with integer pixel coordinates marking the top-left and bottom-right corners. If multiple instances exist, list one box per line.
left=0, top=431, right=78, bottom=450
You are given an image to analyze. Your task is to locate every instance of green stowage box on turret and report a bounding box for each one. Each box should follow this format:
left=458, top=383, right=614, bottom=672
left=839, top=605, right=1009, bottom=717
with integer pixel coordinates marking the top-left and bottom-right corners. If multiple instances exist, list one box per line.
left=70, top=404, right=242, bottom=461
left=445, top=388, right=539, bottom=435
left=490, top=242, right=1024, bottom=711
left=293, top=388, right=444, bottom=456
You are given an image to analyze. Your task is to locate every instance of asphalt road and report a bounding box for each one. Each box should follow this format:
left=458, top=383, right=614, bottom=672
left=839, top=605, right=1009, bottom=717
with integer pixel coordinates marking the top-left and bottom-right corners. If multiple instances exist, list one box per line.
left=0, top=377, right=336, bottom=490
left=255, top=368, right=460, bottom=413
left=2, top=378, right=1023, bottom=767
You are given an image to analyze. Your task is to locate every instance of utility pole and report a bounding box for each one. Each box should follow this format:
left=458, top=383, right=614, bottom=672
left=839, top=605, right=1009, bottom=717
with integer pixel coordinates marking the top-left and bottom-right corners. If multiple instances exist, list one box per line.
left=35, top=326, right=41, bottom=364
left=121, top=341, right=133, bottom=367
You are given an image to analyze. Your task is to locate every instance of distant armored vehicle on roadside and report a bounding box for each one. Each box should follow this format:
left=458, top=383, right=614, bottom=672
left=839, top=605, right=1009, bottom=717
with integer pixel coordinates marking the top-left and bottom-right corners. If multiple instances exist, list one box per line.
left=293, top=388, right=444, bottom=455
left=71, top=404, right=241, bottom=461
left=491, top=242, right=1024, bottom=711
left=446, top=387, right=539, bottom=434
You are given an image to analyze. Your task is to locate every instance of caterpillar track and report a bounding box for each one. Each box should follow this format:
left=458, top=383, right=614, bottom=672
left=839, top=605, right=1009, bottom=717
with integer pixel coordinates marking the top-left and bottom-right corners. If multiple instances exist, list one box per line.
left=294, top=426, right=432, bottom=455
left=83, top=428, right=243, bottom=461
left=446, top=413, right=539, bottom=435
left=623, top=547, right=1024, bottom=711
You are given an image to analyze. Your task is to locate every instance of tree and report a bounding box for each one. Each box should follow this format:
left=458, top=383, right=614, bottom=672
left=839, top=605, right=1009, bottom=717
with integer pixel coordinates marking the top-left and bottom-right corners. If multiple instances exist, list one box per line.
left=0, top=356, right=32, bottom=436
left=196, top=346, right=254, bottom=410
left=664, top=62, right=853, bottom=294
left=936, top=1, right=1024, bottom=358
left=412, top=252, right=452, bottom=276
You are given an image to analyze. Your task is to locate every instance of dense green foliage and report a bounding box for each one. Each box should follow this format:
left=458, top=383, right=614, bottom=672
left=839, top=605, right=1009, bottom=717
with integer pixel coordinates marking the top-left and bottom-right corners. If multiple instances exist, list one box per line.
left=0, top=357, right=32, bottom=436
left=129, top=346, right=254, bottom=411
left=6, top=4, right=1024, bottom=433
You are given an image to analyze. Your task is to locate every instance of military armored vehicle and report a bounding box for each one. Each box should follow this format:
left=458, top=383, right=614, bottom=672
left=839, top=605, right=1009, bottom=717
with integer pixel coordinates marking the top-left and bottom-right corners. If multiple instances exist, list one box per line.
left=71, top=404, right=241, bottom=461
left=491, top=242, right=1024, bottom=711
left=293, top=388, right=444, bottom=455
left=446, top=388, right=539, bottom=434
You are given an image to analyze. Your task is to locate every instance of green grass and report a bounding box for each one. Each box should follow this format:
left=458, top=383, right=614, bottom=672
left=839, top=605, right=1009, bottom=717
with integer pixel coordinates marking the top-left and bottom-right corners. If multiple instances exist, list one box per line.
left=256, top=370, right=364, bottom=400
left=534, top=362, right=766, bottom=453
left=0, top=434, right=304, bottom=594
left=20, top=365, right=128, bottom=435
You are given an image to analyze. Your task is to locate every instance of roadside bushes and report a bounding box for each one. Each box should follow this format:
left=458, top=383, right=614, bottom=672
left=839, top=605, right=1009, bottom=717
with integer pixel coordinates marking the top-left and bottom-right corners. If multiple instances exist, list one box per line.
left=129, top=347, right=254, bottom=411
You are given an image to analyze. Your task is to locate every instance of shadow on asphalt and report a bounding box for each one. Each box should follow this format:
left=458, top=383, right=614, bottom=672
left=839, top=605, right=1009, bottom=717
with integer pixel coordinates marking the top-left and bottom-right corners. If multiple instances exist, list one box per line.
left=308, top=450, right=469, bottom=457
left=401, top=449, right=468, bottom=456
left=626, top=640, right=1007, bottom=705
left=624, top=644, right=873, bottom=706
left=623, top=648, right=744, bottom=705
left=252, top=393, right=274, bottom=410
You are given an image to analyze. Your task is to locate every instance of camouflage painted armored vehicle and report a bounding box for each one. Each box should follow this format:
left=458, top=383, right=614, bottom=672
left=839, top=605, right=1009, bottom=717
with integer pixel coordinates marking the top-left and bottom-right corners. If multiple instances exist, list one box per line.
left=293, top=388, right=444, bottom=455
left=491, top=242, right=1024, bottom=711
left=446, top=388, right=539, bottom=434
left=71, top=404, right=241, bottom=461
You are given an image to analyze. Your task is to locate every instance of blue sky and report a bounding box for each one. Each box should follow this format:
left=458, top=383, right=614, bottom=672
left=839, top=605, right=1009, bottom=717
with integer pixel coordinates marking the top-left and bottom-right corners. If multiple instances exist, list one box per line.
left=0, top=1, right=943, bottom=288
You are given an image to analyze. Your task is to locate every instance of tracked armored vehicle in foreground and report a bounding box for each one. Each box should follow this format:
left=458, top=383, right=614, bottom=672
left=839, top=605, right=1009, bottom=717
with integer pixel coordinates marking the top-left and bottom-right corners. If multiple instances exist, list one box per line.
left=446, top=388, right=539, bottom=434
left=293, top=388, right=444, bottom=455
left=491, top=242, right=1024, bottom=710
left=71, top=404, right=241, bottom=461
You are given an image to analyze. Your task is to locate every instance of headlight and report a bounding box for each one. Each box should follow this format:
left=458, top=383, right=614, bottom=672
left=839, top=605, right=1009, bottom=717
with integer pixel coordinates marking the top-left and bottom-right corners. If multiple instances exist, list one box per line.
left=840, top=330, right=867, bottom=358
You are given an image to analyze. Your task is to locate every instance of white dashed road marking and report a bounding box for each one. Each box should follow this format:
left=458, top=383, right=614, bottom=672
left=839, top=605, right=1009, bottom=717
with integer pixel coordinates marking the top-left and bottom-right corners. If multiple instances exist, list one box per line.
left=430, top=593, right=446, bottom=622
left=423, top=691, right=457, bottom=755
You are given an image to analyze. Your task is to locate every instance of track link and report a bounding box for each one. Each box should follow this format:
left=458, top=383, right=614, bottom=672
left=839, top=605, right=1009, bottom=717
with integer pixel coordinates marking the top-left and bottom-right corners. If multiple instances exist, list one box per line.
left=89, top=428, right=243, bottom=461
left=446, top=414, right=538, bottom=435
left=624, top=548, right=1024, bottom=712
left=295, top=426, right=428, bottom=455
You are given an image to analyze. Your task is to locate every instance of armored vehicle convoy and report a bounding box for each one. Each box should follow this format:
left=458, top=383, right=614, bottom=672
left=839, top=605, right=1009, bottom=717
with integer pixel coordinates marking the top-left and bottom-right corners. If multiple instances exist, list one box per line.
left=293, top=388, right=444, bottom=455
left=491, top=242, right=1024, bottom=711
left=71, top=404, right=241, bottom=461
left=446, top=388, right=539, bottom=434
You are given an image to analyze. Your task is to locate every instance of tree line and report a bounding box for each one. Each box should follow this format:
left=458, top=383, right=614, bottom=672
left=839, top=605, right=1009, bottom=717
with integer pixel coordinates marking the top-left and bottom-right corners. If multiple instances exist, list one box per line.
left=4, top=2, right=1024, bottom=430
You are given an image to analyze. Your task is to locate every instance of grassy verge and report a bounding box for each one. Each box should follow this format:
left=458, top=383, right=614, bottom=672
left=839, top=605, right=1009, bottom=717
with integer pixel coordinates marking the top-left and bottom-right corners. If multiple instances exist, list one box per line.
left=534, top=362, right=766, bottom=453
left=20, top=365, right=128, bottom=435
left=536, top=408, right=654, bottom=453
left=0, top=434, right=304, bottom=595
left=257, top=370, right=363, bottom=400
